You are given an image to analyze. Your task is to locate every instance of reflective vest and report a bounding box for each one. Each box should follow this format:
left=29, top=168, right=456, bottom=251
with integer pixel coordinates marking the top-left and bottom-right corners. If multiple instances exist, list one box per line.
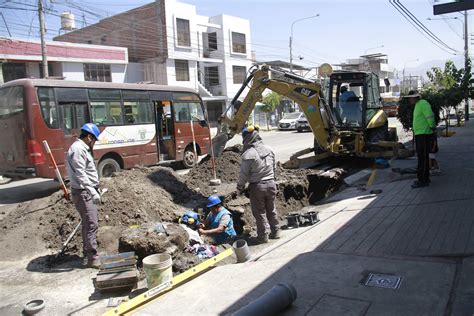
left=209, top=207, right=236, bottom=244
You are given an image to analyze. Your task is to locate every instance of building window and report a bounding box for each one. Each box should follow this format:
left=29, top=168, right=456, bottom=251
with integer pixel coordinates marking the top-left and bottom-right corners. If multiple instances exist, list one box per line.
left=84, top=64, right=111, bottom=82
left=176, top=18, right=191, bottom=47
left=2, top=62, right=27, bottom=83
left=38, top=62, right=54, bottom=78
left=205, top=67, right=219, bottom=86
left=231, top=32, right=246, bottom=54
left=175, top=60, right=190, bottom=81
left=208, top=32, right=217, bottom=51
left=232, top=66, right=246, bottom=84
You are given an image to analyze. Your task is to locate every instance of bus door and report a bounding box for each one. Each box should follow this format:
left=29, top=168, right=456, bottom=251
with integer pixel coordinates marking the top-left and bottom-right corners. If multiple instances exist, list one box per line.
left=172, top=92, right=210, bottom=166
left=55, top=88, right=89, bottom=167
left=153, top=99, right=175, bottom=161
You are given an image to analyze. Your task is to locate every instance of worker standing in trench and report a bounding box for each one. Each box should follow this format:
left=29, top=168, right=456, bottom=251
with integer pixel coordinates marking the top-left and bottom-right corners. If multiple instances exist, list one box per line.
left=66, top=123, right=101, bottom=269
left=237, top=126, right=280, bottom=244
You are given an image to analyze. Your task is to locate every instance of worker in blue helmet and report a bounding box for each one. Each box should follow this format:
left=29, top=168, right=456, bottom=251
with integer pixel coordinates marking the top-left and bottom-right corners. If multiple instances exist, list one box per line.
left=198, top=195, right=237, bottom=244
left=66, top=123, right=101, bottom=269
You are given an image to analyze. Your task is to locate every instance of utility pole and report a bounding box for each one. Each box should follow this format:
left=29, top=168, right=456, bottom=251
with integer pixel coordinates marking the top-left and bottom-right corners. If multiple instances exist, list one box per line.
left=38, top=0, right=49, bottom=78
left=464, top=11, right=469, bottom=120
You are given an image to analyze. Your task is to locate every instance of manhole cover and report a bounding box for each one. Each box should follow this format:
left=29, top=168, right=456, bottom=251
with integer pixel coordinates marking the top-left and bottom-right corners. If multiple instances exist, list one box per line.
left=365, top=273, right=402, bottom=289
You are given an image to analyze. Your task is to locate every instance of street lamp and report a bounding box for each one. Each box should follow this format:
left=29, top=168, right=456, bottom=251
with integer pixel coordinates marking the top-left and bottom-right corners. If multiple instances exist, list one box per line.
left=289, top=14, right=320, bottom=73
left=427, top=14, right=469, bottom=120
left=363, top=45, right=384, bottom=55
left=402, top=58, right=419, bottom=94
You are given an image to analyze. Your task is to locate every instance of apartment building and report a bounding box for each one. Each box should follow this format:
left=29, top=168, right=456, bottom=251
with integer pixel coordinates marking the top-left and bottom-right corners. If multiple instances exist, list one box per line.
left=338, top=54, right=400, bottom=97
left=55, top=0, right=253, bottom=124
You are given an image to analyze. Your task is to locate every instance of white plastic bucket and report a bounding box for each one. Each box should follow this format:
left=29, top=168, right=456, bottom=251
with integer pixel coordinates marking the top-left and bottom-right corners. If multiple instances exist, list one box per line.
left=142, top=253, right=173, bottom=289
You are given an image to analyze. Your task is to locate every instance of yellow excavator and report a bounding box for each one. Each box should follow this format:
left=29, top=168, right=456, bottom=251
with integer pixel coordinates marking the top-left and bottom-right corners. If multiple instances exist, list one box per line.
left=212, top=64, right=406, bottom=168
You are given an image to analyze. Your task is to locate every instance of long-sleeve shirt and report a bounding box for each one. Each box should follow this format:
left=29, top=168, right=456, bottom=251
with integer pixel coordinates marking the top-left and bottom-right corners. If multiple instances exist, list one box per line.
left=237, top=141, right=275, bottom=190
left=66, top=139, right=99, bottom=195
left=413, top=99, right=435, bottom=135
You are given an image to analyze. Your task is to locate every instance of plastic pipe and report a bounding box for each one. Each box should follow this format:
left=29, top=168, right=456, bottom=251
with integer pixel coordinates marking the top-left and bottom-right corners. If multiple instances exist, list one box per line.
left=232, top=283, right=297, bottom=316
left=232, top=239, right=251, bottom=263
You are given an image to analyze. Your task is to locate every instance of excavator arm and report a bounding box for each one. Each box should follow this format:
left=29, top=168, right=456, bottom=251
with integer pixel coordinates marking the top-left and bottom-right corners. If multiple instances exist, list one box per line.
left=212, top=64, right=337, bottom=156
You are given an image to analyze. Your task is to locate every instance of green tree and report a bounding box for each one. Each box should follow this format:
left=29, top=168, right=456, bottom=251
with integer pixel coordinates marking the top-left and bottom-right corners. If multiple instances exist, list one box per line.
left=261, top=92, right=281, bottom=131
left=426, top=60, right=465, bottom=131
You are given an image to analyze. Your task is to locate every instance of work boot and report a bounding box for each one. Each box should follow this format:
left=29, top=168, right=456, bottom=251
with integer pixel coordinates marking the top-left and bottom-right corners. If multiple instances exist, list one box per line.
left=269, top=230, right=281, bottom=239
left=411, top=181, right=429, bottom=189
left=87, top=258, right=101, bottom=269
left=248, top=235, right=268, bottom=245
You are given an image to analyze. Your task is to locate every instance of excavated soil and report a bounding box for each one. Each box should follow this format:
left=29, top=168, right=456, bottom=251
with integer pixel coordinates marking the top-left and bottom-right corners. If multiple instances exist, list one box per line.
left=0, top=146, right=345, bottom=271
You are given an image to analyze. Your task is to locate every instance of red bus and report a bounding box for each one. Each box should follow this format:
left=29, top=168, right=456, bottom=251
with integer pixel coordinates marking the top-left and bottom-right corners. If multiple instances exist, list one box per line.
left=0, top=79, right=210, bottom=179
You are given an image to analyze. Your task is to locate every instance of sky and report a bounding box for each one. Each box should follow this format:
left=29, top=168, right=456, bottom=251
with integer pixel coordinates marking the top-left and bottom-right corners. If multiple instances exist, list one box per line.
left=1, top=0, right=472, bottom=74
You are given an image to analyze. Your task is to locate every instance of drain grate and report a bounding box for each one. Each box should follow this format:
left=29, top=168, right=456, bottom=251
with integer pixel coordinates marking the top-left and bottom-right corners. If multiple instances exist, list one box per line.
left=365, top=273, right=402, bottom=290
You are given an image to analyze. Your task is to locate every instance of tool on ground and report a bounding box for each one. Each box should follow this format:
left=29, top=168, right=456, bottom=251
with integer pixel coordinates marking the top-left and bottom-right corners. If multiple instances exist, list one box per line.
left=96, top=252, right=138, bottom=292
left=284, top=211, right=319, bottom=229
left=204, top=110, right=221, bottom=186
left=233, top=283, right=297, bottom=316
left=42, top=140, right=69, bottom=200
left=103, top=247, right=234, bottom=316
left=56, top=219, right=82, bottom=258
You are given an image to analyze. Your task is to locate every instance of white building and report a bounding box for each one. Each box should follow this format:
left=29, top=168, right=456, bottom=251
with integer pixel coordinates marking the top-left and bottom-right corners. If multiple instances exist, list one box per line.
left=55, top=0, right=253, bottom=124
left=0, top=38, right=133, bottom=84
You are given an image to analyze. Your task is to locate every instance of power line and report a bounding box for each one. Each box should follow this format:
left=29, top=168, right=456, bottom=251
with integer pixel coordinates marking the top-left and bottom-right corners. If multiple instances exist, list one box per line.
left=389, top=0, right=458, bottom=55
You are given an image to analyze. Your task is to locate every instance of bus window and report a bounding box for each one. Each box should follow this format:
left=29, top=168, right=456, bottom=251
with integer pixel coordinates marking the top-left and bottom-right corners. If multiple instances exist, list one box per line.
left=123, top=101, right=153, bottom=124
left=88, top=89, right=123, bottom=126
left=0, top=86, right=23, bottom=117
left=60, top=104, right=74, bottom=135
left=38, top=87, right=59, bottom=129
left=174, top=103, right=191, bottom=122
left=190, top=102, right=204, bottom=121
left=90, top=101, right=123, bottom=125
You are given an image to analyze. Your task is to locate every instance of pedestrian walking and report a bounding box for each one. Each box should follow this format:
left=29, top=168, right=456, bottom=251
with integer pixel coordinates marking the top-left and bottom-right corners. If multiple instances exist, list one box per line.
left=405, top=90, right=436, bottom=188
left=237, top=126, right=280, bottom=244
left=66, top=123, right=101, bottom=268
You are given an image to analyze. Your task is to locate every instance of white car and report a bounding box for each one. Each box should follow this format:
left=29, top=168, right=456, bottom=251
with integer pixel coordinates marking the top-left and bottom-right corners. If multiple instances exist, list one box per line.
left=278, top=112, right=304, bottom=130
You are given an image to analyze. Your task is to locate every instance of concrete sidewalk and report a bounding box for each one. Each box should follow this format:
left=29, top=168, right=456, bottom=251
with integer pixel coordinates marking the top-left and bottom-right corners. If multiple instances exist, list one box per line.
left=132, top=121, right=474, bottom=315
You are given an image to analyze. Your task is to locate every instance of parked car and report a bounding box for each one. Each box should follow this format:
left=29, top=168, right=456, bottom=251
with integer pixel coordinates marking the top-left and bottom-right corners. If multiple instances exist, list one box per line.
left=278, top=112, right=304, bottom=130
left=382, top=97, right=399, bottom=117
left=296, top=117, right=311, bottom=132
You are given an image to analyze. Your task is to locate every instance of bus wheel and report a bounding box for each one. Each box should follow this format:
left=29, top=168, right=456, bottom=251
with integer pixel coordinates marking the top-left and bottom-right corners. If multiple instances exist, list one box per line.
left=182, top=147, right=197, bottom=169
left=98, top=158, right=121, bottom=178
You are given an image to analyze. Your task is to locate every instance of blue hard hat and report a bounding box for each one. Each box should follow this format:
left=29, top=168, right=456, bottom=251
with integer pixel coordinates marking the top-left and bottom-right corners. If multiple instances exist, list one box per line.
left=81, top=123, right=100, bottom=140
left=206, top=195, right=222, bottom=208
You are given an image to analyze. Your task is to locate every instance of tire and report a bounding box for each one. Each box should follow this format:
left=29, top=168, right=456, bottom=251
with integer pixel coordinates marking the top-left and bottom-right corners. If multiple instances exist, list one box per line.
left=297, top=128, right=303, bottom=133
left=182, top=146, right=197, bottom=169
left=367, top=122, right=389, bottom=143
left=98, top=158, right=121, bottom=178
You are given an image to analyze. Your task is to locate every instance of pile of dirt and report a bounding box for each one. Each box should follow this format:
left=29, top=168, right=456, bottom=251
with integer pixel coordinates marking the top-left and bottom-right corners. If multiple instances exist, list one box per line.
left=0, top=147, right=345, bottom=269
left=0, top=167, right=207, bottom=264
left=184, top=146, right=346, bottom=230
left=119, top=223, right=199, bottom=273
left=185, top=145, right=242, bottom=194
